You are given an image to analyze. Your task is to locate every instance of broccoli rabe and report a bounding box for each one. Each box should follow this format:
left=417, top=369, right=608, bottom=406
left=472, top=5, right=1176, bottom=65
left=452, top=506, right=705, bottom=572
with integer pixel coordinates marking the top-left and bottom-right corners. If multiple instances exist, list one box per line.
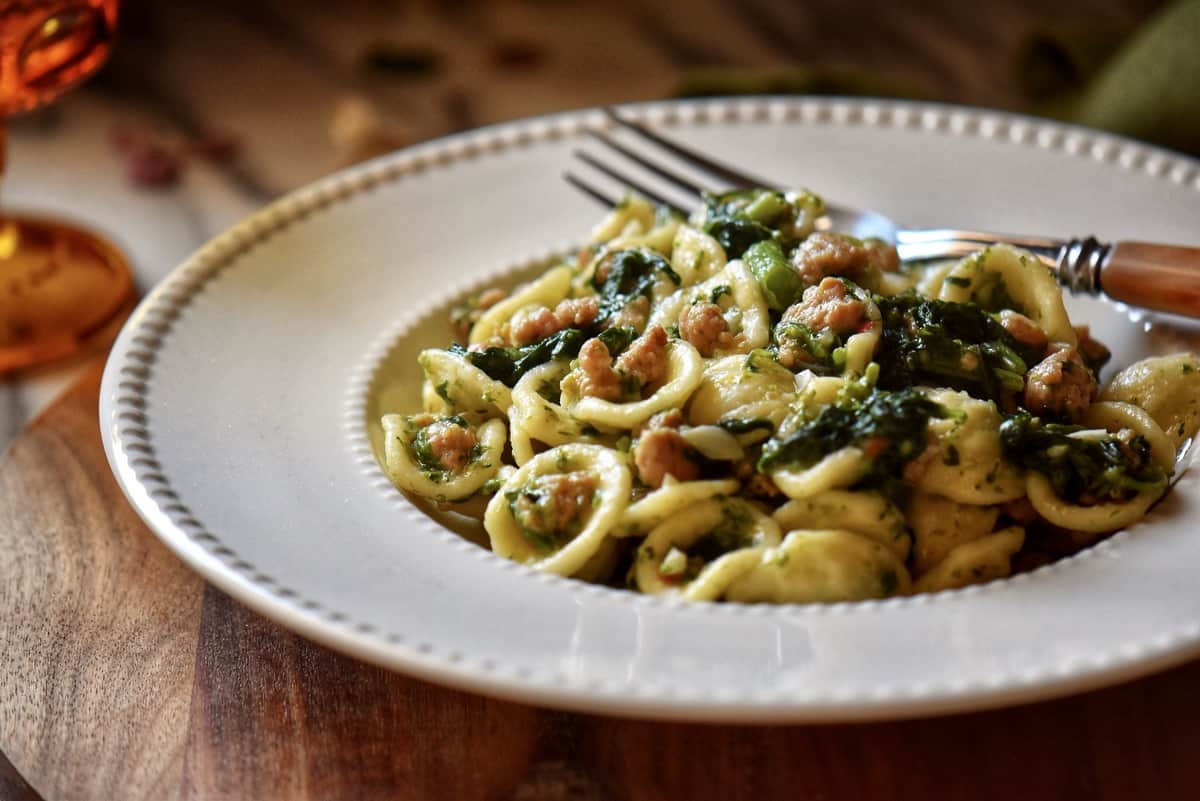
left=875, top=293, right=1041, bottom=403
left=999, top=413, right=1165, bottom=503
left=758, top=387, right=947, bottom=494
left=451, top=326, right=637, bottom=387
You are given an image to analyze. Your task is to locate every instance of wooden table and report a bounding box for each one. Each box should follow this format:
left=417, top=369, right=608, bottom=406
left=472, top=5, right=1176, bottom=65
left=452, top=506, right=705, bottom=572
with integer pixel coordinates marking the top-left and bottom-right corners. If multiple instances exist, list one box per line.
left=2, top=1, right=1191, bottom=798
left=6, top=369, right=1200, bottom=799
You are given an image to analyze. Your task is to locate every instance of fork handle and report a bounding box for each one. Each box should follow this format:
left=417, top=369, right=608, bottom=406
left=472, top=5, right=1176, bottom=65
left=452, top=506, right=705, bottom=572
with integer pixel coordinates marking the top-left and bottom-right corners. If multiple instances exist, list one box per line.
left=1090, top=241, right=1200, bottom=317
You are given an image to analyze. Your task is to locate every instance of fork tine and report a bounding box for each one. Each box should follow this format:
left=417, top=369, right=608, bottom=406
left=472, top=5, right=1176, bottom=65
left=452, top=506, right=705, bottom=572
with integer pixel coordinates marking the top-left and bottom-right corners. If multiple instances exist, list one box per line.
left=563, top=171, right=620, bottom=210
left=571, top=150, right=688, bottom=215
left=602, top=107, right=773, bottom=189
left=585, top=128, right=708, bottom=199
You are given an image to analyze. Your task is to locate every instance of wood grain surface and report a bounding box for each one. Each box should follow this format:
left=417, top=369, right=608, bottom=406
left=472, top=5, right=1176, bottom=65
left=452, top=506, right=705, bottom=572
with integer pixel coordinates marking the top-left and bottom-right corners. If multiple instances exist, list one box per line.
left=5, top=367, right=1200, bottom=800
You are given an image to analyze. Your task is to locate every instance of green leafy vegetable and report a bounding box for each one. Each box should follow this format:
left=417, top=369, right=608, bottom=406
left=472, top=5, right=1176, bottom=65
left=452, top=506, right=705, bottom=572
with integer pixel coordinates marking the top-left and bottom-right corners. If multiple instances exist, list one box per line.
left=744, top=239, right=804, bottom=311
left=701, top=188, right=823, bottom=257
left=703, top=215, right=775, bottom=259
left=716, top=418, right=777, bottom=435
left=772, top=321, right=839, bottom=373
left=875, top=293, right=1041, bottom=402
left=411, top=415, right=482, bottom=482
left=999, top=413, right=1165, bottom=502
left=759, top=388, right=947, bottom=492
left=592, top=248, right=680, bottom=322
left=450, top=326, right=637, bottom=387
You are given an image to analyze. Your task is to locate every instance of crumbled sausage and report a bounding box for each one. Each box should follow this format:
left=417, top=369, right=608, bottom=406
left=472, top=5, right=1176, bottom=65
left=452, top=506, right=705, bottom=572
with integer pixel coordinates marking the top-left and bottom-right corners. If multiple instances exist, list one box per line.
left=863, top=238, right=901, bottom=272
left=511, top=308, right=557, bottom=346
left=510, top=471, right=597, bottom=538
left=1024, top=348, right=1097, bottom=422
left=577, top=244, right=600, bottom=270
left=634, top=428, right=700, bottom=487
left=593, top=250, right=615, bottom=285
left=615, top=324, right=669, bottom=389
left=423, top=419, right=477, bottom=471
left=790, top=232, right=873, bottom=285
left=557, top=296, right=600, bottom=328
left=999, top=309, right=1048, bottom=353
left=678, top=302, right=732, bottom=356
left=734, top=458, right=781, bottom=499
left=782, top=277, right=866, bottom=335
left=633, top=409, right=684, bottom=438
left=649, top=409, right=684, bottom=429
left=1073, top=324, right=1111, bottom=370
left=577, top=338, right=622, bottom=401
left=578, top=325, right=670, bottom=400
left=450, top=287, right=507, bottom=340
left=604, top=295, right=650, bottom=332
left=477, top=288, right=506, bottom=309
left=510, top=296, right=600, bottom=345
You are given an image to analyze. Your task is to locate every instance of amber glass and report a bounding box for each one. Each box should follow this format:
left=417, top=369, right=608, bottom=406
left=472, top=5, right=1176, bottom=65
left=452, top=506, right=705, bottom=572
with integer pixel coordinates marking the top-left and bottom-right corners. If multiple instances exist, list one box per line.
left=0, top=0, right=132, bottom=372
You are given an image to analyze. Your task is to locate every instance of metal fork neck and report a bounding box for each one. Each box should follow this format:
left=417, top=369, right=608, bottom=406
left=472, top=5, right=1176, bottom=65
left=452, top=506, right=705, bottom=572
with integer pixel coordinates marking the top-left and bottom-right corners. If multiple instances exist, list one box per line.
left=1055, top=237, right=1109, bottom=295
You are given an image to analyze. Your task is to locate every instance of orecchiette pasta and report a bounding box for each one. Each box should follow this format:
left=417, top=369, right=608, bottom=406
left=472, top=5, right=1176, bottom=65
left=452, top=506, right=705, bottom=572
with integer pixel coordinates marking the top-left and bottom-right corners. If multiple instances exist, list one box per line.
left=383, top=415, right=508, bottom=502
left=724, top=529, right=913, bottom=604
left=633, top=497, right=781, bottom=600
left=560, top=338, right=704, bottom=429
left=937, top=244, right=1076, bottom=346
left=913, top=527, right=1025, bottom=593
left=484, top=444, right=631, bottom=576
left=906, top=490, right=1000, bottom=574
left=378, top=186, right=1194, bottom=604
left=1100, top=353, right=1200, bottom=451
left=773, top=490, right=911, bottom=561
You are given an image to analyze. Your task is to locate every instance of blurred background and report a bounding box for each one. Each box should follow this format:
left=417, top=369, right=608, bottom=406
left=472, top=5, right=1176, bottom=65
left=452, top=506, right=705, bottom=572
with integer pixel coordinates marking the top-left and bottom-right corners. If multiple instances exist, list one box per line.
left=1, top=0, right=1196, bottom=440
left=56, top=0, right=1198, bottom=194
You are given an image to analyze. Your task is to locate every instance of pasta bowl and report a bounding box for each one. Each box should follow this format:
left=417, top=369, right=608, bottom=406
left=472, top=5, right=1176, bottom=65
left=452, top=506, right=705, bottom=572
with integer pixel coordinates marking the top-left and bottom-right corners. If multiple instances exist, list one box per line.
left=100, top=98, right=1200, bottom=722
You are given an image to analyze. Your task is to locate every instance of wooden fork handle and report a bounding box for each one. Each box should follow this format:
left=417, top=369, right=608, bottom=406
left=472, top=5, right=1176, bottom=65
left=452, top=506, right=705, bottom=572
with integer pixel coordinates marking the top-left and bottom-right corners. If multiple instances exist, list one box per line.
left=1099, top=241, right=1200, bottom=318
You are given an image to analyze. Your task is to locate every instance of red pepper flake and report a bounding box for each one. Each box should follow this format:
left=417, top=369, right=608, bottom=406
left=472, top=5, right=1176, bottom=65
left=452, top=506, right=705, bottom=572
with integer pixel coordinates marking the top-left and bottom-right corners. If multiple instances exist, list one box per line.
left=861, top=437, right=889, bottom=458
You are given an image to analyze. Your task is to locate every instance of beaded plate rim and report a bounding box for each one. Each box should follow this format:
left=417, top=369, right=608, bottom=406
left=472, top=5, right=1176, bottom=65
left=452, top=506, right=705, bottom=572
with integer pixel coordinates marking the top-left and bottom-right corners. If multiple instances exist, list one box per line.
left=100, top=97, right=1200, bottom=722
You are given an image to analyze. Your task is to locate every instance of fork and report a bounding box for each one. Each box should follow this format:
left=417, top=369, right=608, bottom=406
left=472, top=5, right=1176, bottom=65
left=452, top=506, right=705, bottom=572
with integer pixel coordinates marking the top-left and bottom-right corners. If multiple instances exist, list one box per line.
left=565, top=108, right=1200, bottom=319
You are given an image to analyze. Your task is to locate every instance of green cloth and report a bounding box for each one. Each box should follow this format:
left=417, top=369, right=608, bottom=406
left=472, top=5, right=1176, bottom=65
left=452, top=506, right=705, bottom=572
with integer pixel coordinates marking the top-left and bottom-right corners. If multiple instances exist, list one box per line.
left=1050, top=0, right=1200, bottom=155
left=673, top=0, right=1200, bottom=156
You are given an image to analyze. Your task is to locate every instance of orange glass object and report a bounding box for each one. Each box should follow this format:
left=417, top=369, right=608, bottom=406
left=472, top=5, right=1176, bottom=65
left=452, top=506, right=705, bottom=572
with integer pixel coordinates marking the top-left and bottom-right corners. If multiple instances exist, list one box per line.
left=0, top=0, right=133, bottom=372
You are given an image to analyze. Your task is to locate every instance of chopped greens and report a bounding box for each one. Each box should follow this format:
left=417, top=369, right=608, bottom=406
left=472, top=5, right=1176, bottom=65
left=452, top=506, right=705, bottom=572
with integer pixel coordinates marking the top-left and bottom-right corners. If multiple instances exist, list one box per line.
left=773, top=320, right=840, bottom=373
left=410, top=415, right=482, bottom=482
left=745, top=239, right=804, bottom=312
left=505, top=474, right=592, bottom=553
left=716, top=417, right=777, bottom=435
left=709, top=284, right=733, bottom=303
left=700, top=188, right=825, bottom=257
left=592, top=248, right=680, bottom=323
left=875, top=293, right=1040, bottom=402
left=970, top=269, right=1026, bottom=315
left=759, top=387, right=947, bottom=491
left=451, top=326, right=637, bottom=387
left=702, top=215, right=775, bottom=259
left=702, top=189, right=784, bottom=257
left=999, top=413, right=1165, bottom=503
left=687, top=503, right=755, bottom=565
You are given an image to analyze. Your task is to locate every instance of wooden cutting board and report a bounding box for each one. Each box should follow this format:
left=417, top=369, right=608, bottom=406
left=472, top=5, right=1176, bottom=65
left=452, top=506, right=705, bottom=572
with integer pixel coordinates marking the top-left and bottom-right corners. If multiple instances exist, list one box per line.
left=4, top=365, right=1200, bottom=801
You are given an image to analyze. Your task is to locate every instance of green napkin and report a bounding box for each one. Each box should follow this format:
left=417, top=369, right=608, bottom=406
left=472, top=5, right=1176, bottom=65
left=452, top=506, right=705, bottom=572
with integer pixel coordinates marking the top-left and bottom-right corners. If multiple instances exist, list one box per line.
left=1045, top=0, right=1200, bottom=155
left=673, top=0, right=1200, bottom=156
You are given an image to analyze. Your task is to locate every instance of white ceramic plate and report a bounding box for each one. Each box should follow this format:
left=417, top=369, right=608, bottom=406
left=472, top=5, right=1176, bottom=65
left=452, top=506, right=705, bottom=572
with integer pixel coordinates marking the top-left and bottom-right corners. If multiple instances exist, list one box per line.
left=100, top=98, right=1200, bottom=722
